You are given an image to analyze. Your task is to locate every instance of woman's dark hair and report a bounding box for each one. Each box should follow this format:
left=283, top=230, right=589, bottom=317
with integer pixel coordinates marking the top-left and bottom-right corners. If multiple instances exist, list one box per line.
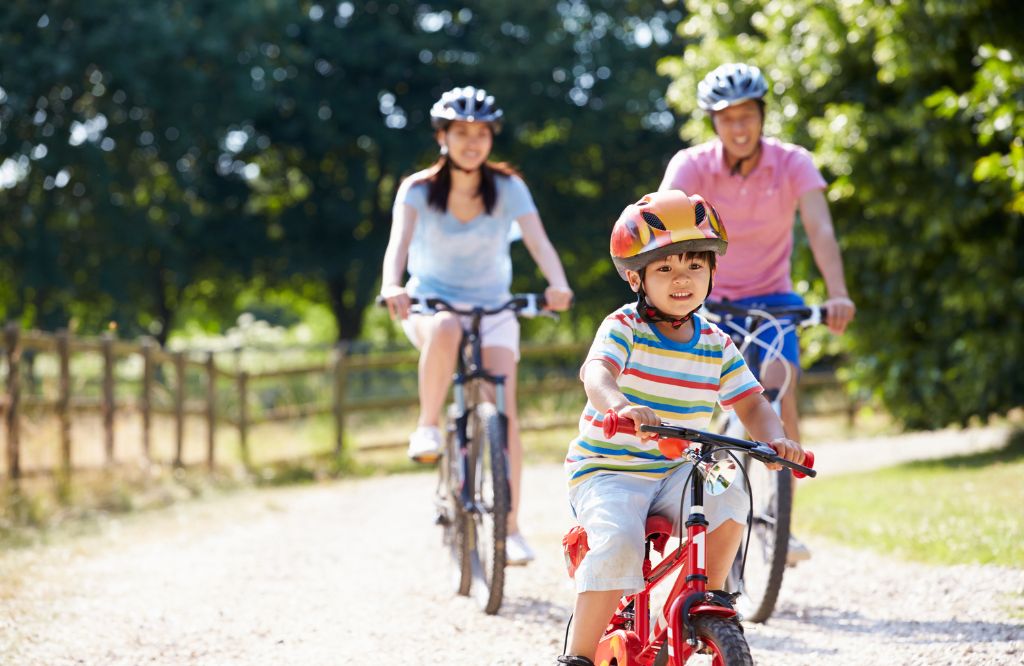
left=418, top=156, right=522, bottom=215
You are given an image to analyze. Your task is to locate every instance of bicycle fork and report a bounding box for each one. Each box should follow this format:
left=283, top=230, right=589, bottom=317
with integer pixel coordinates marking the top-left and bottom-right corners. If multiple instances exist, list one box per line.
left=451, top=375, right=510, bottom=515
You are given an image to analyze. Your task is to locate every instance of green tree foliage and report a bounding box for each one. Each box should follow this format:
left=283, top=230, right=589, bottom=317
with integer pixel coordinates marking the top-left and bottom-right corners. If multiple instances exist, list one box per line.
left=660, top=0, right=1024, bottom=428
left=236, top=0, right=687, bottom=339
left=1, top=1, right=684, bottom=343
left=0, top=3, right=272, bottom=341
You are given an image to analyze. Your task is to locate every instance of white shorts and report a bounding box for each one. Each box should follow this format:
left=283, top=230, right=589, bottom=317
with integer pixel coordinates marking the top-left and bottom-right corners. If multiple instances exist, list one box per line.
left=401, top=309, right=521, bottom=359
left=567, top=468, right=748, bottom=594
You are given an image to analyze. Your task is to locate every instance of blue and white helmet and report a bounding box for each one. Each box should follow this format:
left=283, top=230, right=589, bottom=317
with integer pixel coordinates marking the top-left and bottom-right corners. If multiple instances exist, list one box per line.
left=697, top=63, right=768, bottom=112
left=430, top=86, right=504, bottom=133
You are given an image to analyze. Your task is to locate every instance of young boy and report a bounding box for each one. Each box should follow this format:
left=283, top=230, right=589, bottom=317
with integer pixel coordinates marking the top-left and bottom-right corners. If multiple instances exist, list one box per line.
left=558, top=190, right=806, bottom=665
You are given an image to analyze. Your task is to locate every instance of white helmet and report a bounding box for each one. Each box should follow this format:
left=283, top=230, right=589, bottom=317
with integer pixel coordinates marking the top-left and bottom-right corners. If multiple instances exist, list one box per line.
left=429, top=86, right=503, bottom=133
left=697, top=63, right=768, bottom=112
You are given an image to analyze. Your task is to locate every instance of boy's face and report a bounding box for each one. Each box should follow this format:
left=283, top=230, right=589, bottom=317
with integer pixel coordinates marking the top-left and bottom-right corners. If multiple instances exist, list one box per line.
left=628, top=253, right=712, bottom=316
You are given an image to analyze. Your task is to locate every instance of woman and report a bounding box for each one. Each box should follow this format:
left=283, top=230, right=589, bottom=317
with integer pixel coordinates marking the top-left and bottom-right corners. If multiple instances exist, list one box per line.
left=381, top=86, right=573, bottom=565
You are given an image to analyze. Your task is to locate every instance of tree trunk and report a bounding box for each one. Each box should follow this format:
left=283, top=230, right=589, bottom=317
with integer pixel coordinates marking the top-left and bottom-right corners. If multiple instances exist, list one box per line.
left=327, top=274, right=364, bottom=343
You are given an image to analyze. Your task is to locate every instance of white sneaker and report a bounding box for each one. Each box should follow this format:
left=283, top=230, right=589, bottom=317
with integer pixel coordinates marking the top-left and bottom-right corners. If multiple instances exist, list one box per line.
left=506, top=532, right=535, bottom=566
left=407, top=426, right=442, bottom=464
left=786, top=534, right=811, bottom=566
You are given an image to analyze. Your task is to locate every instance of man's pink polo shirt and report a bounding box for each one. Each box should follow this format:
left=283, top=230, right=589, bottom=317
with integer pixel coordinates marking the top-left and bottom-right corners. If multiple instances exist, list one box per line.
left=659, top=137, right=826, bottom=300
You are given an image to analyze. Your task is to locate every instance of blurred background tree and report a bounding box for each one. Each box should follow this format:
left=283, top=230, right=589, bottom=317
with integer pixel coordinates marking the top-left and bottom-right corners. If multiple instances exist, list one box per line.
left=660, top=0, right=1023, bottom=428
left=1, top=0, right=684, bottom=342
left=1, top=1, right=1021, bottom=428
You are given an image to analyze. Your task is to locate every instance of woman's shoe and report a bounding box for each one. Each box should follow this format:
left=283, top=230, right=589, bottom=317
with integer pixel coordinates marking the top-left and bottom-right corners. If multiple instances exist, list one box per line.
left=506, top=532, right=536, bottom=565
left=407, top=426, right=442, bottom=463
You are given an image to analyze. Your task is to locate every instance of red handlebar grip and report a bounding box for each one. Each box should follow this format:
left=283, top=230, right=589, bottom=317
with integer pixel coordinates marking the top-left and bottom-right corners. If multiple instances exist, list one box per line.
left=792, top=450, right=815, bottom=479
left=603, top=409, right=634, bottom=438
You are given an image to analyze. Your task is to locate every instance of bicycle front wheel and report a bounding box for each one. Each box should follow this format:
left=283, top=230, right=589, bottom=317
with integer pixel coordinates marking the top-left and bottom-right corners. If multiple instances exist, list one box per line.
left=728, top=455, right=792, bottom=623
left=467, top=402, right=510, bottom=615
left=655, top=615, right=753, bottom=666
left=438, top=404, right=472, bottom=596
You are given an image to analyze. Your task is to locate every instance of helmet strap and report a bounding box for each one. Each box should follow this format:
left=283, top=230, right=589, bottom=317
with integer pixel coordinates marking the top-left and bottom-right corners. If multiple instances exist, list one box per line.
left=636, top=288, right=693, bottom=329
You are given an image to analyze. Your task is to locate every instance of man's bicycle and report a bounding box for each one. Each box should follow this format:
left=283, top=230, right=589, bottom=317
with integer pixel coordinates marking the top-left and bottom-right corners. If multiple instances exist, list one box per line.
left=702, top=300, right=825, bottom=623
left=396, top=293, right=555, bottom=615
left=562, top=410, right=815, bottom=665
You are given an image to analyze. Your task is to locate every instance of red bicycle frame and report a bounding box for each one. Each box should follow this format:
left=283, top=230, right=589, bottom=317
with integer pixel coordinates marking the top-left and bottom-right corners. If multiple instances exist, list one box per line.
left=563, top=410, right=815, bottom=665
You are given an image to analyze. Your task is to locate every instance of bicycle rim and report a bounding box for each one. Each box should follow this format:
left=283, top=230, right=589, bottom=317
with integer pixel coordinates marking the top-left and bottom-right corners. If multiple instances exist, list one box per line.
left=437, top=405, right=472, bottom=596
left=468, top=402, right=509, bottom=615
left=729, top=456, right=792, bottom=623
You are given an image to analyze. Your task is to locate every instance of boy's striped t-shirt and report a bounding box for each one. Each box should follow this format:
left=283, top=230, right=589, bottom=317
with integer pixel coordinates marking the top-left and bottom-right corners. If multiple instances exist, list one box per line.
left=565, top=304, right=762, bottom=487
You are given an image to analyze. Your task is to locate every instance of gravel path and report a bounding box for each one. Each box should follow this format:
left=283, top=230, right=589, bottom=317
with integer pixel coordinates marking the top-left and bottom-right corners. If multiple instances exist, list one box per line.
left=0, top=425, right=1021, bottom=665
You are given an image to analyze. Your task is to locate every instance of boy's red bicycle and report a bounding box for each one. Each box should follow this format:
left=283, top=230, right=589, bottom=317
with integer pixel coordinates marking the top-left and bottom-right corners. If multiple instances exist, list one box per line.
left=562, top=411, right=815, bottom=665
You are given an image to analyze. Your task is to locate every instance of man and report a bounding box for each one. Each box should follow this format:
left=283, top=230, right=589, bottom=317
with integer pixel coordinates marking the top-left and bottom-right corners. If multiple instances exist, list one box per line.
left=659, top=63, right=856, bottom=562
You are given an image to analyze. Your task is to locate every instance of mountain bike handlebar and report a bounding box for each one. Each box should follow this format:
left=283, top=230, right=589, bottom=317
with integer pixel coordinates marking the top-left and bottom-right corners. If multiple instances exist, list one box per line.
left=602, top=410, right=816, bottom=479
left=703, top=300, right=826, bottom=328
left=376, top=293, right=558, bottom=319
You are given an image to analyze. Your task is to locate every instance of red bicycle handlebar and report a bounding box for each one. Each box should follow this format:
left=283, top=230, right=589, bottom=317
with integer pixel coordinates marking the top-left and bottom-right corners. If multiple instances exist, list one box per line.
left=602, top=409, right=815, bottom=478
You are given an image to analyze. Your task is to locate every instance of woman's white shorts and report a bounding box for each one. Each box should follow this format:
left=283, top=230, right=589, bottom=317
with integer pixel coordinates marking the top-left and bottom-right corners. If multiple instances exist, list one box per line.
left=401, top=309, right=520, bottom=358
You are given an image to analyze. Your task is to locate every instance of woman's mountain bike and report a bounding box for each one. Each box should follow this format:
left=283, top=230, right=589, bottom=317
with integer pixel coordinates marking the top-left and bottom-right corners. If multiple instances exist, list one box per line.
left=562, top=410, right=815, bottom=665
left=399, top=293, right=555, bottom=615
left=702, top=300, right=825, bottom=623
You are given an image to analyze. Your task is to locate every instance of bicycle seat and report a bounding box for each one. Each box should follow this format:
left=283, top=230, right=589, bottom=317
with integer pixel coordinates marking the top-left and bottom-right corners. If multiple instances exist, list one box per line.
left=645, top=515, right=673, bottom=555
left=563, top=515, right=675, bottom=579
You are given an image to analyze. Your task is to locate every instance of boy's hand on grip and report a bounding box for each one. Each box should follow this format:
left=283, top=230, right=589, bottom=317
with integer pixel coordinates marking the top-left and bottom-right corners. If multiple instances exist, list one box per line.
left=616, top=405, right=659, bottom=442
left=767, top=437, right=805, bottom=473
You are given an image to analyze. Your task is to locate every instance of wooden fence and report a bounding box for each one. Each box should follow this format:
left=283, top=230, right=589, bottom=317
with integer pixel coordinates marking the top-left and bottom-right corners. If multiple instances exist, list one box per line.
left=0, top=323, right=855, bottom=481
left=0, top=324, right=589, bottom=480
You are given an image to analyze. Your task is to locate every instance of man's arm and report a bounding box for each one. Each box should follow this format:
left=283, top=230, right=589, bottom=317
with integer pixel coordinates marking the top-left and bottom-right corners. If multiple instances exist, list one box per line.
left=798, top=188, right=856, bottom=334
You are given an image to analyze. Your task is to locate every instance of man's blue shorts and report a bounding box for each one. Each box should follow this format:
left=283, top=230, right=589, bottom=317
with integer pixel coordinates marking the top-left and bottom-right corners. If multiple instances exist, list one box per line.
left=716, top=292, right=805, bottom=372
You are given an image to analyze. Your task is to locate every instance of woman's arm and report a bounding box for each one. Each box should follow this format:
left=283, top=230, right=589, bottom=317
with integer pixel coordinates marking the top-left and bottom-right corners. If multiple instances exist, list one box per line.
left=516, top=211, right=573, bottom=310
left=798, top=188, right=856, bottom=334
left=380, top=199, right=418, bottom=319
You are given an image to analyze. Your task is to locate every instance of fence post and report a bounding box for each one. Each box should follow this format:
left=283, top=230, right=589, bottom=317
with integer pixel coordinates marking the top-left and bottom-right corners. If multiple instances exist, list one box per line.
left=333, top=341, right=349, bottom=455
left=56, top=329, right=72, bottom=476
left=206, top=352, right=216, bottom=470
left=174, top=351, right=185, bottom=467
left=4, top=323, right=21, bottom=480
left=101, top=332, right=115, bottom=464
left=140, top=338, right=154, bottom=462
left=237, top=370, right=250, bottom=468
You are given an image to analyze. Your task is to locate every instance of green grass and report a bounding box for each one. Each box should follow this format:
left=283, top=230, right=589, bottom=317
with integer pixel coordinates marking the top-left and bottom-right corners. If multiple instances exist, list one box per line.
left=795, top=429, right=1024, bottom=568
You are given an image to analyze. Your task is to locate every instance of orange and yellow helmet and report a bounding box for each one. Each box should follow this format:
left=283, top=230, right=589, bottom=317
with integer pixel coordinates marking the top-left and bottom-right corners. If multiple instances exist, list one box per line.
left=610, top=190, right=728, bottom=280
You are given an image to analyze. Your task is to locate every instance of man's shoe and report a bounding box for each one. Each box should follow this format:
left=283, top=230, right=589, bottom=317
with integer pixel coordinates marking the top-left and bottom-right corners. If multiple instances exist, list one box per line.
left=506, top=532, right=536, bottom=566
left=407, top=426, right=442, bottom=464
left=786, top=534, right=811, bottom=566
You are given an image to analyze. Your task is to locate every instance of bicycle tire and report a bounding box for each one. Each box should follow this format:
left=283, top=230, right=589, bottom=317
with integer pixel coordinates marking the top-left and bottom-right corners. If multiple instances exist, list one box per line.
left=728, top=453, right=792, bottom=623
left=439, top=404, right=472, bottom=596
left=467, top=401, right=509, bottom=615
left=653, top=615, right=752, bottom=665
